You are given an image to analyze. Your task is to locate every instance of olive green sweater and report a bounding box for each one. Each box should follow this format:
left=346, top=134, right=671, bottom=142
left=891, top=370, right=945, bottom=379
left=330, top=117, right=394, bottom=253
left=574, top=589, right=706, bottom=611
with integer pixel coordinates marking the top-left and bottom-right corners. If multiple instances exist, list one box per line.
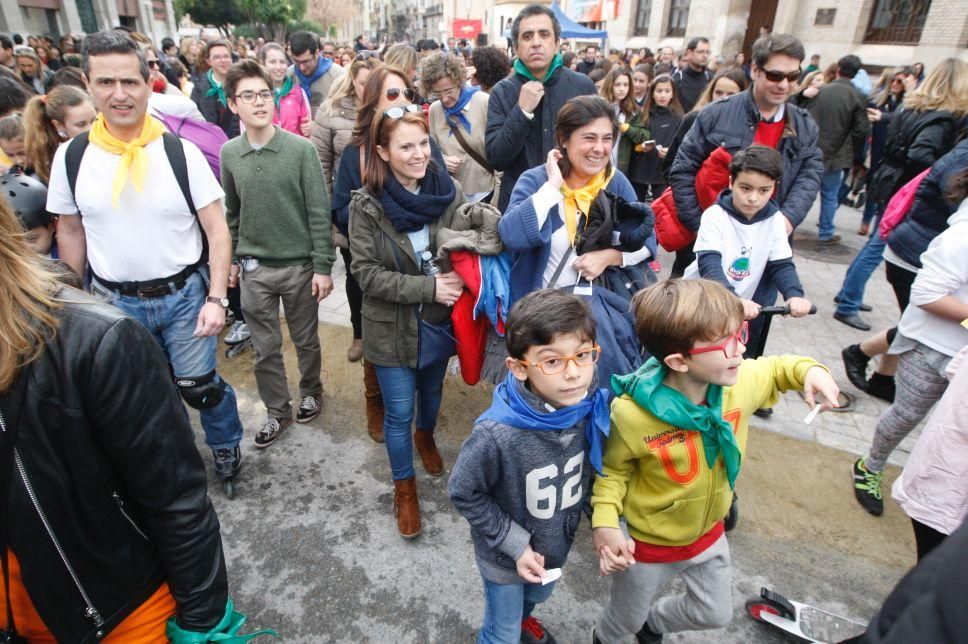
left=221, top=126, right=335, bottom=274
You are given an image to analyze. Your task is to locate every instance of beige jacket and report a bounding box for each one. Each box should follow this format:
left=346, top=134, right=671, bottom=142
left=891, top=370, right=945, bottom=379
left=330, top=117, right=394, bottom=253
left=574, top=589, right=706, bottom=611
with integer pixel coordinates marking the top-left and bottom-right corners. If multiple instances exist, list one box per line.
left=311, top=95, right=357, bottom=198
left=428, top=92, right=499, bottom=200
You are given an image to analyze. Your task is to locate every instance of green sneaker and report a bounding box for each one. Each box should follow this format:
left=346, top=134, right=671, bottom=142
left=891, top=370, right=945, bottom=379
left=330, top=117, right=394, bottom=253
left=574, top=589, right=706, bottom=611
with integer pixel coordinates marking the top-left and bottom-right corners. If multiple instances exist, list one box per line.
left=852, top=458, right=884, bottom=516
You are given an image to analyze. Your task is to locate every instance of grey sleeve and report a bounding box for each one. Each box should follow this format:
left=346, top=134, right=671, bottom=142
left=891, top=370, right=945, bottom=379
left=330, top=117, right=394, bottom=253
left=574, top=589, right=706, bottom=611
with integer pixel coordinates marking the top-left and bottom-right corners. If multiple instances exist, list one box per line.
left=448, top=426, right=531, bottom=562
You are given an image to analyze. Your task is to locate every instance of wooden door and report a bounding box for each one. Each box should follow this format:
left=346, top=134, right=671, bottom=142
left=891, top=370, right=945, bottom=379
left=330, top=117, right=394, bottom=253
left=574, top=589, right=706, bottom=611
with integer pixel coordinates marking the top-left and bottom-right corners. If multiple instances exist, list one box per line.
left=742, top=0, right=778, bottom=58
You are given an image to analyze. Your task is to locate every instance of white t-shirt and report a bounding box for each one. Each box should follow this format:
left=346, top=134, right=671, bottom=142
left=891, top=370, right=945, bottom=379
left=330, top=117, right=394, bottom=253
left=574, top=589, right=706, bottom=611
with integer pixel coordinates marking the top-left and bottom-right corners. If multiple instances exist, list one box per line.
left=683, top=202, right=792, bottom=300
left=47, top=136, right=224, bottom=282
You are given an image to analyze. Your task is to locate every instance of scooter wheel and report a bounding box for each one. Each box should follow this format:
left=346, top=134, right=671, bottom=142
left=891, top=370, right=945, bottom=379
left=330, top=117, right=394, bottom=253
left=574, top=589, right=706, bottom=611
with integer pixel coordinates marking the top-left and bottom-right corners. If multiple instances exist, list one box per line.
left=745, top=598, right=790, bottom=622
left=222, top=479, right=235, bottom=499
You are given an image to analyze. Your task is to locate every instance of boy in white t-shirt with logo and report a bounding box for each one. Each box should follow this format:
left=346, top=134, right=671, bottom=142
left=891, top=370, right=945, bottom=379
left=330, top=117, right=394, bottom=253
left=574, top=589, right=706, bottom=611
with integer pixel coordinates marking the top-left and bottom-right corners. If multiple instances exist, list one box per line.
left=683, top=144, right=812, bottom=355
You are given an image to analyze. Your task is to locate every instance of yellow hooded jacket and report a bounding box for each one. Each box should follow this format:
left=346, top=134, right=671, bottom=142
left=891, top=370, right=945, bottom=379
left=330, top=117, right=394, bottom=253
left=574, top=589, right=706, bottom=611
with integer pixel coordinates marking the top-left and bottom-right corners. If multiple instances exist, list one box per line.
left=591, top=355, right=825, bottom=546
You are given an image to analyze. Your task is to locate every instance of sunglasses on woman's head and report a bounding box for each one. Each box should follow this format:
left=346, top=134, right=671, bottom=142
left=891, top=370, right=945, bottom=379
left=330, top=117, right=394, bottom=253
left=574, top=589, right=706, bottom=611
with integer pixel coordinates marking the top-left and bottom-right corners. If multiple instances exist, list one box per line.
left=385, top=87, right=416, bottom=102
left=356, top=51, right=380, bottom=61
left=383, top=103, right=422, bottom=119
left=761, top=68, right=801, bottom=83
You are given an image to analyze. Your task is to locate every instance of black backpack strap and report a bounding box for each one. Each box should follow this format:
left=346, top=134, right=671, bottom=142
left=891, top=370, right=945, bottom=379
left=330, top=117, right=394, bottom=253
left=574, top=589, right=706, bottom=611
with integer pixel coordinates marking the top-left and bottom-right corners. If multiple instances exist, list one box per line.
left=161, top=132, right=197, bottom=216
left=64, top=131, right=90, bottom=210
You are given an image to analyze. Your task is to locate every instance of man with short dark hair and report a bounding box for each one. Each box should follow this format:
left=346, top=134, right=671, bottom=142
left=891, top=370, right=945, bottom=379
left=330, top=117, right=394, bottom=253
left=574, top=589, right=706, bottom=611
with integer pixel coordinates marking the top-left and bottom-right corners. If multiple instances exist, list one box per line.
left=673, top=36, right=712, bottom=111
left=576, top=44, right=598, bottom=75
left=417, top=38, right=440, bottom=58
left=486, top=3, right=596, bottom=212
left=0, top=35, right=14, bottom=69
left=320, top=41, right=337, bottom=60
left=49, top=30, right=246, bottom=488
left=807, top=54, right=870, bottom=245
left=190, top=39, right=240, bottom=137
left=657, top=45, right=675, bottom=66
left=286, top=31, right=345, bottom=117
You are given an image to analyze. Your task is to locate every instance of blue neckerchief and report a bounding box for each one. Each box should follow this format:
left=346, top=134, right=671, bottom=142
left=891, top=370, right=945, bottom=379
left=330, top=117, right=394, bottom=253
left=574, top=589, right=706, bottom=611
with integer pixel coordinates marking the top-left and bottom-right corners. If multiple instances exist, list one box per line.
left=477, top=372, right=611, bottom=476
left=443, top=87, right=478, bottom=135
left=294, top=56, right=332, bottom=99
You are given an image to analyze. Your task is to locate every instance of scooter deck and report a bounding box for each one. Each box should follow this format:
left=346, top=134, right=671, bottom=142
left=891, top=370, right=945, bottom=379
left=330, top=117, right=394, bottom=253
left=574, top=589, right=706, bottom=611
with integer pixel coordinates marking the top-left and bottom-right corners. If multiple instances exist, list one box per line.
left=759, top=595, right=866, bottom=643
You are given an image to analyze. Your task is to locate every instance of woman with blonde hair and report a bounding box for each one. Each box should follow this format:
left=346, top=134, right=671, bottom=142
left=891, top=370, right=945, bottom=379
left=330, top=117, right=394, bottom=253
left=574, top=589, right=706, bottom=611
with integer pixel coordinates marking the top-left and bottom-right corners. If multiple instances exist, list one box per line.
left=383, top=43, right=419, bottom=84
left=311, top=55, right=382, bottom=362
left=792, top=69, right=824, bottom=107
left=421, top=51, right=497, bottom=199
left=599, top=66, right=650, bottom=175
left=22, top=85, right=96, bottom=184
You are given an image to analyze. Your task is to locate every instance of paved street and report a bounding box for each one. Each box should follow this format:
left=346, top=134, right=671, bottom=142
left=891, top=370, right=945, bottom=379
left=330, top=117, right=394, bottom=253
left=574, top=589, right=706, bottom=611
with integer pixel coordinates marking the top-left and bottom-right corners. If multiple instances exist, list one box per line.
left=194, top=198, right=918, bottom=643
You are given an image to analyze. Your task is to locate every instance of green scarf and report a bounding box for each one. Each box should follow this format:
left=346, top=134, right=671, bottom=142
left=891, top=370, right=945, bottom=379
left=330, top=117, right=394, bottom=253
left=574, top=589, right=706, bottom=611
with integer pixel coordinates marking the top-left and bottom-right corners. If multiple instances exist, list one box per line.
left=612, top=357, right=742, bottom=488
left=513, top=52, right=564, bottom=84
left=206, top=69, right=227, bottom=106
left=273, top=75, right=293, bottom=107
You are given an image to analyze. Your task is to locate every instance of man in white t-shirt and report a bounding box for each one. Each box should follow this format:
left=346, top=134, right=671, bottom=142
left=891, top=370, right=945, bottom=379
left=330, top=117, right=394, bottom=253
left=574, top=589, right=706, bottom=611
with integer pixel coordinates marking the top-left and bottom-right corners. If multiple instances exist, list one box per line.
left=683, top=145, right=812, bottom=355
left=48, top=30, right=245, bottom=486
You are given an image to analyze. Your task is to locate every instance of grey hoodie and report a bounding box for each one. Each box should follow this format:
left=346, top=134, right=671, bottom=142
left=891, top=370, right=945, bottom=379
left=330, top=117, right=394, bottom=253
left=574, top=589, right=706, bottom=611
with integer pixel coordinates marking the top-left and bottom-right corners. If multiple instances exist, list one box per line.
left=448, top=377, right=594, bottom=584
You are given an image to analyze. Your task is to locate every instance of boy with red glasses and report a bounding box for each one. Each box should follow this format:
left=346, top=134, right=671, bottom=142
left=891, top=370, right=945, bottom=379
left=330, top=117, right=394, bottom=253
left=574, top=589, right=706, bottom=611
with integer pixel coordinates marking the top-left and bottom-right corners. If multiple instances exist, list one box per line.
left=590, top=278, right=838, bottom=643
left=450, top=288, right=611, bottom=644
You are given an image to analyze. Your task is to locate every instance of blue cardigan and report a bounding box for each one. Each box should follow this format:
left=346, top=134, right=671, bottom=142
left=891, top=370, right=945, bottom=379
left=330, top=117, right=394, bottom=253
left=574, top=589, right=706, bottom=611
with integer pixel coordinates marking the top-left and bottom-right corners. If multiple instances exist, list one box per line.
left=498, top=165, right=658, bottom=304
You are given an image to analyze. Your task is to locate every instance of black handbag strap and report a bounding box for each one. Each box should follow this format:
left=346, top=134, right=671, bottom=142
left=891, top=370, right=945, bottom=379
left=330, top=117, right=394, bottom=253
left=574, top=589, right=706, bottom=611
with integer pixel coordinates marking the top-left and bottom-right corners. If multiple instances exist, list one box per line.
left=548, top=245, right=574, bottom=289
left=1, top=370, right=28, bottom=639
left=446, top=116, right=494, bottom=175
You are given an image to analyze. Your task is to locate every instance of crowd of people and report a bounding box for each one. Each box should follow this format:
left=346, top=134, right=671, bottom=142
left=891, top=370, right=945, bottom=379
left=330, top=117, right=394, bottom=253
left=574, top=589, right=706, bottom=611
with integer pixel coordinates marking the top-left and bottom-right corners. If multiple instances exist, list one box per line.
left=1, top=5, right=967, bottom=643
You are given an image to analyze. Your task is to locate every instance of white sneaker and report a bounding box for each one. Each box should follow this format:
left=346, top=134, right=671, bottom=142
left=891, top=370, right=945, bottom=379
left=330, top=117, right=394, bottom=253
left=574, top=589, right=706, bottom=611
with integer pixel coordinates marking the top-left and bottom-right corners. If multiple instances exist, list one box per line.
left=224, top=321, right=250, bottom=345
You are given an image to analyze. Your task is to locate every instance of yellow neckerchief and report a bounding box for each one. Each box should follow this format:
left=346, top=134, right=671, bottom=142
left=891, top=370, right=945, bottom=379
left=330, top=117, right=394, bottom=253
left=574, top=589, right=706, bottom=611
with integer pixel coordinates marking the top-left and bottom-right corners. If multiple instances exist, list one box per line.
left=87, top=113, right=167, bottom=206
left=560, top=167, right=615, bottom=243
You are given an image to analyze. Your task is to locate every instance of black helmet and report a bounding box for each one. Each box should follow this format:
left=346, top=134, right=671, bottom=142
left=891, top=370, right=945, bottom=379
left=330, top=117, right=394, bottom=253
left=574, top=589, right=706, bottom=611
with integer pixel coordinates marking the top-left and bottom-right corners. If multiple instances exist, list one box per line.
left=1, top=171, right=52, bottom=231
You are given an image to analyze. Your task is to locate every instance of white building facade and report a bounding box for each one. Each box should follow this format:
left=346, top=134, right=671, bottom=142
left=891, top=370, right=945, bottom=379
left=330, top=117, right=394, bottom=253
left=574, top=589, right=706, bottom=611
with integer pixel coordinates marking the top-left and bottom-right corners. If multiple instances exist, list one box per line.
left=1, top=0, right=177, bottom=46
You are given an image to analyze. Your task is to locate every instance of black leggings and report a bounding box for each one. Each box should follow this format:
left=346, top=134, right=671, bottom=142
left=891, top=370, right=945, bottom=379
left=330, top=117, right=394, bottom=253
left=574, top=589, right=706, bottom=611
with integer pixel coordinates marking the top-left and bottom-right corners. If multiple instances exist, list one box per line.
left=885, top=261, right=916, bottom=312
left=228, top=285, right=244, bottom=323
left=912, top=518, right=947, bottom=561
left=340, top=246, right=363, bottom=339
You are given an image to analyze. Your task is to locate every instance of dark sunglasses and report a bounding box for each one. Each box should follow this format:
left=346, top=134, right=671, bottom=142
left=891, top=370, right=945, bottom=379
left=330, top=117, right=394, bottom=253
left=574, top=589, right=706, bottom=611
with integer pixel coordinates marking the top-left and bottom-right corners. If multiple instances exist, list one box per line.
left=356, top=51, right=380, bottom=61
left=147, top=60, right=160, bottom=69
left=761, top=68, right=801, bottom=83
left=385, top=87, right=416, bottom=102
left=383, top=104, right=422, bottom=119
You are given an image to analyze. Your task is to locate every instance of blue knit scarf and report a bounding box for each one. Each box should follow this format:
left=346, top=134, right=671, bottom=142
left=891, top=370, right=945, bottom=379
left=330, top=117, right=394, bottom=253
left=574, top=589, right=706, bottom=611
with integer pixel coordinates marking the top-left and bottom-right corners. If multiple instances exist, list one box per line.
left=443, top=87, right=478, bottom=134
left=478, top=372, right=611, bottom=476
left=294, top=56, right=332, bottom=99
left=379, top=160, right=456, bottom=233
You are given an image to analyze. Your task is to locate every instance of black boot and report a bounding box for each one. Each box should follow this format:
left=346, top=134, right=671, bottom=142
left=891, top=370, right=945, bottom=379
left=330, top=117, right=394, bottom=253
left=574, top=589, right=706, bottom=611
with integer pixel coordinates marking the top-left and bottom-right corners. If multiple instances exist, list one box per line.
left=724, top=492, right=739, bottom=532
left=842, top=344, right=871, bottom=391
left=636, top=620, right=663, bottom=644
left=213, top=446, right=242, bottom=481
left=866, top=373, right=896, bottom=403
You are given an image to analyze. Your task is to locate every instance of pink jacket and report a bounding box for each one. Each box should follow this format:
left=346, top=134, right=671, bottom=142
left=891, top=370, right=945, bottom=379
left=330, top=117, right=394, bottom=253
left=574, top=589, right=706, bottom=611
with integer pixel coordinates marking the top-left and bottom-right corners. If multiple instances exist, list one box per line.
left=892, top=343, right=968, bottom=534
left=273, top=83, right=311, bottom=137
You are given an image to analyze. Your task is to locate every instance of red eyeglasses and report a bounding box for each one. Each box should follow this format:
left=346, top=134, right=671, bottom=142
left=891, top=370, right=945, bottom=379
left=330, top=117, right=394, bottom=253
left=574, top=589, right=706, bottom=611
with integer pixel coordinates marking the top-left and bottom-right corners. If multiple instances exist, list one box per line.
left=687, top=322, right=749, bottom=358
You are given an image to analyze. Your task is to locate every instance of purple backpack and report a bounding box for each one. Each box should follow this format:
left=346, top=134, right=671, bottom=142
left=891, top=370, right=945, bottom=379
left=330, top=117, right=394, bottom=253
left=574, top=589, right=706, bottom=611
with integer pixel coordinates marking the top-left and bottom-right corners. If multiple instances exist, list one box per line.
left=158, top=112, right=228, bottom=180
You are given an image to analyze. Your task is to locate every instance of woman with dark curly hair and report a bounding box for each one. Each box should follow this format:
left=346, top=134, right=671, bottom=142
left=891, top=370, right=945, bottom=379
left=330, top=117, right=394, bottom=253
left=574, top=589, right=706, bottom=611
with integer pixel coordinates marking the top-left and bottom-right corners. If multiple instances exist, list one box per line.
left=423, top=52, right=497, bottom=200
left=470, top=46, right=511, bottom=93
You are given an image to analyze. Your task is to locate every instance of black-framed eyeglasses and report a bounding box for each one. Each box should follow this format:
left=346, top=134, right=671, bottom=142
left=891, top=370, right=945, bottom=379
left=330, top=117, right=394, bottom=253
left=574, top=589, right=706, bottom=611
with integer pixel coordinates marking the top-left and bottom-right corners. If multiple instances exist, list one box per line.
left=385, top=87, right=416, bottom=102
left=761, top=68, right=801, bottom=83
left=234, top=89, right=274, bottom=104
left=356, top=51, right=380, bottom=61
left=383, top=103, right=422, bottom=119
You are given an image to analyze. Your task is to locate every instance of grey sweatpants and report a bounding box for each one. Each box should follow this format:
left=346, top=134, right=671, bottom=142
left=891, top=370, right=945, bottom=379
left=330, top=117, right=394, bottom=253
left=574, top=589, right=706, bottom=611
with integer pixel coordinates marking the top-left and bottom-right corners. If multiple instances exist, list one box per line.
left=241, top=262, right=323, bottom=418
left=865, top=342, right=950, bottom=473
left=595, top=534, right=733, bottom=642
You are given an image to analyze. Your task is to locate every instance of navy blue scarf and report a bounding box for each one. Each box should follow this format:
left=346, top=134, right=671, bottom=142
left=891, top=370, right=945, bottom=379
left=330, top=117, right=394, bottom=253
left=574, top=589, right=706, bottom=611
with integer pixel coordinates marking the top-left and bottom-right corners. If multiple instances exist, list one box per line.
left=379, top=160, right=456, bottom=233
left=443, top=87, right=478, bottom=135
left=477, top=372, right=611, bottom=476
left=294, top=56, right=332, bottom=99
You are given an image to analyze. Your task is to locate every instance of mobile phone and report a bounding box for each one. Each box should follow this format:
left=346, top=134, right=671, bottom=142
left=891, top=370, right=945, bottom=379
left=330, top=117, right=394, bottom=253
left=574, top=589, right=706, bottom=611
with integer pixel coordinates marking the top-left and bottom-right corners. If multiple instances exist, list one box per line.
left=641, top=140, right=656, bottom=146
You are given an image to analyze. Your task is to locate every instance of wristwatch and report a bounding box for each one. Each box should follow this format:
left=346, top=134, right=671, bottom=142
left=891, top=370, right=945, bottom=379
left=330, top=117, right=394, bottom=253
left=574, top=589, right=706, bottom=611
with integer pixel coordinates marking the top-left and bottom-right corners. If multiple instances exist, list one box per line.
left=206, top=295, right=230, bottom=308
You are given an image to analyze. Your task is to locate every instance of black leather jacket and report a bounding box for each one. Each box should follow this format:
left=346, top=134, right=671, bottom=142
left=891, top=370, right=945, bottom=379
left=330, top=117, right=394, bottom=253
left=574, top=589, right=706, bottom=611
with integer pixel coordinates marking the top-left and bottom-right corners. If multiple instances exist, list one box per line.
left=4, top=289, right=227, bottom=642
left=668, top=88, right=823, bottom=231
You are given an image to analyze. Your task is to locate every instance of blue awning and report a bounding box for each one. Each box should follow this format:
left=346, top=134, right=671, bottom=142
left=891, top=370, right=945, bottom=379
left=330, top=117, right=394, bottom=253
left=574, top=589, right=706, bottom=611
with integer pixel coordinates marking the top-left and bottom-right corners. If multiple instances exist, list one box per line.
left=503, top=1, right=608, bottom=41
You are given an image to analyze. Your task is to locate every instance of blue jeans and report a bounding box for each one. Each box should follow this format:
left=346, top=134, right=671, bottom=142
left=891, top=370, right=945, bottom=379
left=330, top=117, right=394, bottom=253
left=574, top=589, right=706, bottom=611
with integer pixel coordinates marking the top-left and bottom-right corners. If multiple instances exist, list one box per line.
left=478, top=576, right=557, bottom=644
left=818, top=169, right=844, bottom=240
left=374, top=360, right=449, bottom=480
left=92, top=269, right=244, bottom=450
left=835, top=223, right=886, bottom=316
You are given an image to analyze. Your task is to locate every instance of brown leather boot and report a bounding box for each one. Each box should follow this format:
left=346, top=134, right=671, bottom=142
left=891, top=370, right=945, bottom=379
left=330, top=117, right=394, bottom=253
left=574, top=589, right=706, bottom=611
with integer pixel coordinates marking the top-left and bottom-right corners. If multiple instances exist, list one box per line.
left=362, top=360, right=384, bottom=443
left=393, top=477, right=421, bottom=538
left=413, top=429, right=444, bottom=476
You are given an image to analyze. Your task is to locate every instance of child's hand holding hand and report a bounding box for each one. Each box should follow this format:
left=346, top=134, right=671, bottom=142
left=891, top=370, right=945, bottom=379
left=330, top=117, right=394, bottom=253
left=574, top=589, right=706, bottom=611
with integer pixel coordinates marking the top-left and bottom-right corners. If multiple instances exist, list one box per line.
left=592, top=527, right=636, bottom=576
left=786, top=297, right=812, bottom=317
left=803, top=366, right=841, bottom=412
left=741, top=299, right=761, bottom=320
left=515, top=546, right=547, bottom=583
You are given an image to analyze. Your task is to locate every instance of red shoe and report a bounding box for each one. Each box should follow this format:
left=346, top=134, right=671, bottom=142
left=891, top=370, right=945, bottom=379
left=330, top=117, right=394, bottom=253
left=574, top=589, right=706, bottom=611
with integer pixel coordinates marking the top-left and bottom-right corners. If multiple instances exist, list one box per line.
left=521, top=616, right=556, bottom=643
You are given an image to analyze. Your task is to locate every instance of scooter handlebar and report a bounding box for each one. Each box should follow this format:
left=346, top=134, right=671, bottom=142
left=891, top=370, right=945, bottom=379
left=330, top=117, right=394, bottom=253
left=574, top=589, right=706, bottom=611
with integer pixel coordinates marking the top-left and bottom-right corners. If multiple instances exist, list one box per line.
left=758, top=304, right=818, bottom=316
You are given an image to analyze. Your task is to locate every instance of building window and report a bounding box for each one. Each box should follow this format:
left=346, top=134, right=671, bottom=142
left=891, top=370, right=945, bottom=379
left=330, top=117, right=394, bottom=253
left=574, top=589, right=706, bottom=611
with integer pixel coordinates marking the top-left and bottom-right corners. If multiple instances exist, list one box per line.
left=635, top=0, right=652, bottom=35
left=666, top=0, right=689, bottom=37
left=152, top=0, right=166, bottom=20
left=863, top=0, right=931, bottom=45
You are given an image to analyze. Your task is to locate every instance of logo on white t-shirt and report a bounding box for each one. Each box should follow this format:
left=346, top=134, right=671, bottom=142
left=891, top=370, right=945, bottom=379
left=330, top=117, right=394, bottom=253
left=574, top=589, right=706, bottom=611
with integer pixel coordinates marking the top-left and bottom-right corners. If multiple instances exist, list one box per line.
left=727, top=247, right=752, bottom=280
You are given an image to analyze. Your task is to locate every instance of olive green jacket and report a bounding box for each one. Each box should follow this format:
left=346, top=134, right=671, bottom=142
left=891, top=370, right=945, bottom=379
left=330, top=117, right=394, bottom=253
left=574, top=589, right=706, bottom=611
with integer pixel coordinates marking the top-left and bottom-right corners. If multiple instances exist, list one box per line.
left=617, top=110, right=651, bottom=175
left=348, top=183, right=464, bottom=367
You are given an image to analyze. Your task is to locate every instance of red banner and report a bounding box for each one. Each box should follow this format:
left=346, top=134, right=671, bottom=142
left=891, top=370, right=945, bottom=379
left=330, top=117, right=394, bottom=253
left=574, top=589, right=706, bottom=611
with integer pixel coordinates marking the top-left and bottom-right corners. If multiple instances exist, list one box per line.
left=452, top=19, right=482, bottom=39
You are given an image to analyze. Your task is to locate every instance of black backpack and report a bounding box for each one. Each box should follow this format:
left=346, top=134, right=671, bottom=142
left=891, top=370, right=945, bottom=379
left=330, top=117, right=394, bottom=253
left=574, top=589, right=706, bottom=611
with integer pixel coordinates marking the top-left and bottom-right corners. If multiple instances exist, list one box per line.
left=63, top=131, right=207, bottom=260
